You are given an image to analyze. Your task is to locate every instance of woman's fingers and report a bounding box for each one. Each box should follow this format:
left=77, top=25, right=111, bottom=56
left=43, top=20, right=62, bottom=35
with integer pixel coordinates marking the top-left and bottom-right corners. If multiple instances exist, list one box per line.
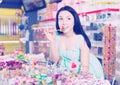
left=43, top=28, right=55, bottom=42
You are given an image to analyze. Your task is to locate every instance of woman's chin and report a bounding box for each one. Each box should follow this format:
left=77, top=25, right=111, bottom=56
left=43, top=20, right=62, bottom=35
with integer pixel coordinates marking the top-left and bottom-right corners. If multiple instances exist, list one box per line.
left=62, top=30, right=68, bottom=34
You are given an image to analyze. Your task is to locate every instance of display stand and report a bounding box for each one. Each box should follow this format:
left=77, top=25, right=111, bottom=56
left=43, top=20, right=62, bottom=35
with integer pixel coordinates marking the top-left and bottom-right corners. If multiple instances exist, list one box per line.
left=79, top=8, right=119, bottom=84
left=29, top=18, right=55, bottom=60
left=0, top=9, right=25, bottom=54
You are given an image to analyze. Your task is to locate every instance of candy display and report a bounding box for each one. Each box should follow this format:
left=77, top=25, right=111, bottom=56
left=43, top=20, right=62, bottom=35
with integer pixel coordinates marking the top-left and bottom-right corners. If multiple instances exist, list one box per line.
left=0, top=50, right=110, bottom=85
left=103, top=24, right=116, bottom=80
left=0, top=0, right=119, bottom=85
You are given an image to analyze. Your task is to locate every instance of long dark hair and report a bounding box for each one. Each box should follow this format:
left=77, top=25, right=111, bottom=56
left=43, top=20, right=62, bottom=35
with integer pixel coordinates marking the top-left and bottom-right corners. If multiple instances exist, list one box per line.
left=56, top=6, right=91, bottom=49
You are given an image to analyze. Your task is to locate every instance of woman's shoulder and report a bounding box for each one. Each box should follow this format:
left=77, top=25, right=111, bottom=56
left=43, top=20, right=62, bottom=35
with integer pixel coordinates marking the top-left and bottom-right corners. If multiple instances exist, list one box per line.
left=77, top=34, right=84, bottom=41
left=75, top=34, right=85, bottom=48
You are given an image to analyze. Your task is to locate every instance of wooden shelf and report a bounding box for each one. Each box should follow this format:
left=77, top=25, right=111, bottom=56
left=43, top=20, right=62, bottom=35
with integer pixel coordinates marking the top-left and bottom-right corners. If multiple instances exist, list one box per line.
left=0, top=35, right=20, bottom=41
left=0, top=41, right=20, bottom=43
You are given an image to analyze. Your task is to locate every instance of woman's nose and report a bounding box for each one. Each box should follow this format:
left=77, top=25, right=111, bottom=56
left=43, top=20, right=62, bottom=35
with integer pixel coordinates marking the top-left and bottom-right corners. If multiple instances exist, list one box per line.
left=62, top=23, right=65, bottom=25
left=62, top=20, right=66, bottom=25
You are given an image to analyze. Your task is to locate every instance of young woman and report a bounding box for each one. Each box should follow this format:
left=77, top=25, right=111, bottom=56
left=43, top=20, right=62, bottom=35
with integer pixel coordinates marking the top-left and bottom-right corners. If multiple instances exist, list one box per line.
left=44, top=6, right=104, bottom=79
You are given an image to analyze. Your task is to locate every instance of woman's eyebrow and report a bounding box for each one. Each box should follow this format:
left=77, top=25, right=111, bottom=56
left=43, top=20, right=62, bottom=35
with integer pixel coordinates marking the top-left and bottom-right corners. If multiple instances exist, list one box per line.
left=66, top=16, right=71, bottom=18
left=58, top=15, right=71, bottom=18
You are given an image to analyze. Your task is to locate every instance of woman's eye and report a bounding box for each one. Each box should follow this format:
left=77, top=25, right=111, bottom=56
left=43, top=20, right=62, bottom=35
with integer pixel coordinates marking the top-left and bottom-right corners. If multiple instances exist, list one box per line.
left=59, top=17, right=63, bottom=20
left=67, top=17, right=71, bottom=20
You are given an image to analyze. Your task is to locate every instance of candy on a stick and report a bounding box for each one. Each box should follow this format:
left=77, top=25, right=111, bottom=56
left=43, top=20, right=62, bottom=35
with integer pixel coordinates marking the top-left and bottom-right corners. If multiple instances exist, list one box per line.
left=60, top=26, right=64, bottom=32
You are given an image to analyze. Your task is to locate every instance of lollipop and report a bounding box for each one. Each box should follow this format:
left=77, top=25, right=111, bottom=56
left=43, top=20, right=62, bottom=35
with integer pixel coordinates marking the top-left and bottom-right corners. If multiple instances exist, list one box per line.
left=60, top=26, right=64, bottom=32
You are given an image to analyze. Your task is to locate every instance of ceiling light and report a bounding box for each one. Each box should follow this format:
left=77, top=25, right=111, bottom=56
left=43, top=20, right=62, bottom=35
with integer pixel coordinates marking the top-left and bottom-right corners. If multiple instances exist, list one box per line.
left=0, top=0, right=3, bottom=3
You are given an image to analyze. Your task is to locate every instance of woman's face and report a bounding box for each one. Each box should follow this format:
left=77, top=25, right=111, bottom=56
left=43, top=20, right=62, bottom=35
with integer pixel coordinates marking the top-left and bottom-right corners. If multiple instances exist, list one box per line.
left=58, top=10, right=74, bottom=34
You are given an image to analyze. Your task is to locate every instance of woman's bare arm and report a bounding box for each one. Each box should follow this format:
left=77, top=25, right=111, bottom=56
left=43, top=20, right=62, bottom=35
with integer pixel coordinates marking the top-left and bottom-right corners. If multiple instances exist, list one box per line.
left=80, top=40, right=90, bottom=73
left=49, top=42, right=60, bottom=64
left=44, top=28, right=60, bottom=64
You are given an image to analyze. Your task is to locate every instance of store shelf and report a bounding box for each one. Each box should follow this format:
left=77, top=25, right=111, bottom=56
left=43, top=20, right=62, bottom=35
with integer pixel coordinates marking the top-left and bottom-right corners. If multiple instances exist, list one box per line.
left=38, top=18, right=55, bottom=22
left=116, top=70, right=120, bottom=76
left=33, top=40, right=50, bottom=43
left=91, top=40, right=103, bottom=47
left=0, top=35, right=20, bottom=41
left=78, top=8, right=119, bottom=16
left=31, top=19, right=55, bottom=54
left=0, top=41, right=20, bottom=43
left=116, top=47, right=120, bottom=52
left=116, top=58, right=120, bottom=63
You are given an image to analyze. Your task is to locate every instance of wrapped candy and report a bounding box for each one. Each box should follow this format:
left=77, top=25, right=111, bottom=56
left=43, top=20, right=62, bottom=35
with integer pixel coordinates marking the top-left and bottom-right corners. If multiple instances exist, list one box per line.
left=60, top=26, right=64, bottom=32
left=0, top=62, right=6, bottom=70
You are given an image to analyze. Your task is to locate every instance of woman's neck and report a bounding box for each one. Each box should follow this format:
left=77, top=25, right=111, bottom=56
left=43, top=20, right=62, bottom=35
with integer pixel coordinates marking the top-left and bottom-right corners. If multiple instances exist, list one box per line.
left=63, top=31, right=75, bottom=38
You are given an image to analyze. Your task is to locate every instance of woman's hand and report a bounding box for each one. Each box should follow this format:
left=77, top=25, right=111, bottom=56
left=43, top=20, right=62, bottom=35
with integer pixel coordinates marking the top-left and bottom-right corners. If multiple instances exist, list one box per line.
left=44, top=28, right=56, bottom=43
left=44, top=28, right=60, bottom=64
